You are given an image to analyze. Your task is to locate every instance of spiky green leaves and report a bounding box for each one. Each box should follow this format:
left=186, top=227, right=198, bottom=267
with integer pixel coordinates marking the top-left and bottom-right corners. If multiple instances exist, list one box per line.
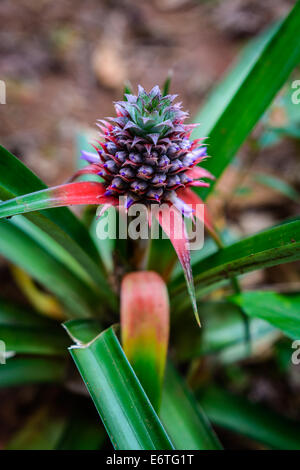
left=117, top=85, right=186, bottom=139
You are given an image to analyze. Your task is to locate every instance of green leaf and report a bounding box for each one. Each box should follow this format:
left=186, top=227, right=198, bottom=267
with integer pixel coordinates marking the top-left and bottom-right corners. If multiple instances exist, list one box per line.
left=193, top=3, right=300, bottom=199
left=0, top=146, right=117, bottom=310
left=0, top=220, right=99, bottom=318
left=0, top=298, right=56, bottom=327
left=173, top=301, right=278, bottom=363
left=75, top=130, right=116, bottom=272
left=6, top=399, right=105, bottom=450
left=160, top=363, right=222, bottom=450
left=10, top=215, right=100, bottom=289
left=64, top=318, right=103, bottom=344
left=170, top=218, right=300, bottom=312
left=90, top=206, right=116, bottom=273
left=147, top=237, right=177, bottom=281
left=253, top=173, right=300, bottom=202
left=0, top=144, right=99, bottom=261
left=56, top=410, right=106, bottom=450
left=64, top=321, right=174, bottom=450
left=6, top=406, right=67, bottom=450
left=274, top=338, right=294, bottom=372
left=0, top=300, right=69, bottom=355
left=162, top=70, right=172, bottom=96
left=194, top=24, right=278, bottom=138
left=231, top=291, right=300, bottom=339
left=123, top=80, right=133, bottom=98
left=0, top=325, right=68, bottom=356
left=0, top=357, right=66, bottom=387
left=171, top=229, right=239, bottom=280
left=199, top=387, right=300, bottom=449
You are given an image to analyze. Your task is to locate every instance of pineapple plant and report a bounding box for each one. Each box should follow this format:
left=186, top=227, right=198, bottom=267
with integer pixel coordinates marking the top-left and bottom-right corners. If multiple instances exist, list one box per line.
left=0, top=0, right=300, bottom=452
left=80, top=85, right=211, bottom=209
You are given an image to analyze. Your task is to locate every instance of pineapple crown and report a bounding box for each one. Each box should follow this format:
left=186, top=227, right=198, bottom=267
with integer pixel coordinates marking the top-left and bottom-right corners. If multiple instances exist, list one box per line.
left=114, top=85, right=188, bottom=141
left=81, top=85, right=212, bottom=212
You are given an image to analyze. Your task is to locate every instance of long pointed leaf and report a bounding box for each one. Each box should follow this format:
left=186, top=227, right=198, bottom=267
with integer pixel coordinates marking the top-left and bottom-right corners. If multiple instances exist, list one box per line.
left=0, top=146, right=117, bottom=308
left=6, top=406, right=67, bottom=450
left=0, top=181, right=109, bottom=218
left=193, top=3, right=300, bottom=199
left=64, top=322, right=174, bottom=450
left=56, top=409, right=106, bottom=450
left=231, top=291, right=300, bottom=339
left=0, top=145, right=100, bottom=260
left=173, top=301, right=278, bottom=363
left=0, top=220, right=99, bottom=317
left=0, top=300, right=69, bottom=355
left=0, top=357, right=66, bottom=387
left=170, top=218, right=300, bottom=313
left=160, top=363, right=222, bottom=450
left=0, top=298, right=58, bottom=327
left=199, top=387, right=300, bottom=449
left=6, top=400, right=105, bottom=450
left=0, top=325, right=69, bottom=356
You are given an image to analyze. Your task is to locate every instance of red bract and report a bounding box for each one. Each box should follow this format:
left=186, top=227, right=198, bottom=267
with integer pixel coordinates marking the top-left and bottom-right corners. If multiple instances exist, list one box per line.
left=121, top=271, right=169, bottom=411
